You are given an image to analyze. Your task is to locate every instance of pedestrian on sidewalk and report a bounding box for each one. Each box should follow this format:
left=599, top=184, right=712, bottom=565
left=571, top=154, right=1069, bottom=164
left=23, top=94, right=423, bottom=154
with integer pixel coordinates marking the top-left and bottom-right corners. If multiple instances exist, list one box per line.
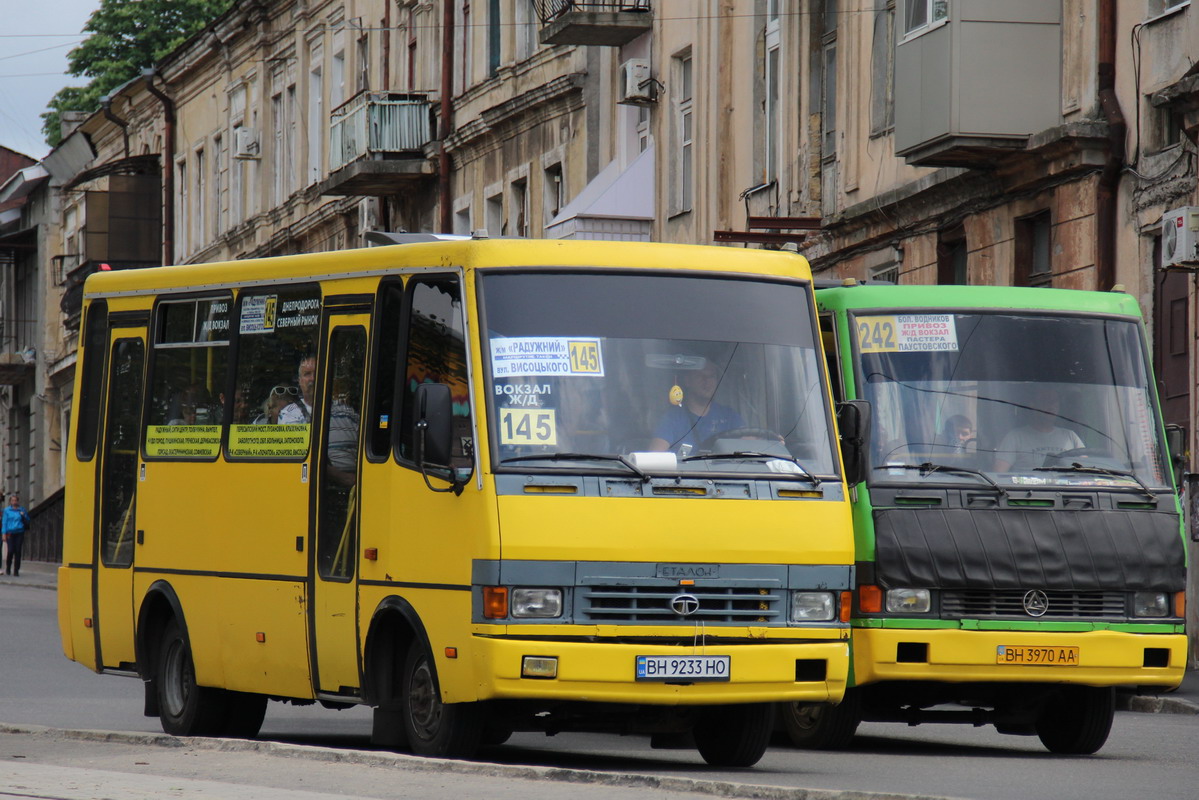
left=2, top=493, right=30, bottom=577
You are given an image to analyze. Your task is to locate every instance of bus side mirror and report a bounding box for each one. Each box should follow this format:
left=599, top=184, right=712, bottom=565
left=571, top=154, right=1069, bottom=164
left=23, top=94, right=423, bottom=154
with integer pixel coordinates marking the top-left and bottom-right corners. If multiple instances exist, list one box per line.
left=414, top=383, right=460, bottom=494
left=1164, top=424, right=1187, bottom=491
left=837, top=399, right=872, bottom=487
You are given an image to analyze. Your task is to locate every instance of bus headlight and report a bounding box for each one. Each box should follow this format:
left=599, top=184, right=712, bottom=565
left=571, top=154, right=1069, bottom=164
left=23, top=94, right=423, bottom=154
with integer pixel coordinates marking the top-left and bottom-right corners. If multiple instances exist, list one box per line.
left=791, top=591, right=836, bottom=621
left=886, top=588, right=931, bottom=614
left=511, top=588, right=563, bottom=618
left=1133, top=591, right=1169, bottom=618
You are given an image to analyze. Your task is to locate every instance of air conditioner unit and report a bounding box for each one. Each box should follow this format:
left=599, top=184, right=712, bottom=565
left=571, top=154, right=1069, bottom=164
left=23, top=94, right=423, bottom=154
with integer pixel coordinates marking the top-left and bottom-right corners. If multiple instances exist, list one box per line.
left=618, top=58, right=654, bottom=106
left=1161, top=206, right=1199, bottom=267
left=233, top=127, right=260, bottom=159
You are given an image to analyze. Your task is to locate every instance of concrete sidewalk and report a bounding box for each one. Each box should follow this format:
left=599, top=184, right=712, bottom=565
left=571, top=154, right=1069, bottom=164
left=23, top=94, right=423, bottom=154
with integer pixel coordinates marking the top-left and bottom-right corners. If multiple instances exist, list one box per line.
left=7, top=559, right=1196, bottom=714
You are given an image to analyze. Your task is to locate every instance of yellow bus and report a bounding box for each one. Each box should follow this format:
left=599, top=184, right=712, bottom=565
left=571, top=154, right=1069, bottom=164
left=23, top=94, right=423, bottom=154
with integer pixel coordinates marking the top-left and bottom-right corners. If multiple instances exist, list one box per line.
left=58, top=235, right=863, bottom=767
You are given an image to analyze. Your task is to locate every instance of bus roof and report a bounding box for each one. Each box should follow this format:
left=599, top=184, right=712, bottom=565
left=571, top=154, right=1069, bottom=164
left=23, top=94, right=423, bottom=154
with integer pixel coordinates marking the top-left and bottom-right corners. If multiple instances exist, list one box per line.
left=815, top=283, right=1144, bottom=319
left=82, top=238, right=813, bottom=298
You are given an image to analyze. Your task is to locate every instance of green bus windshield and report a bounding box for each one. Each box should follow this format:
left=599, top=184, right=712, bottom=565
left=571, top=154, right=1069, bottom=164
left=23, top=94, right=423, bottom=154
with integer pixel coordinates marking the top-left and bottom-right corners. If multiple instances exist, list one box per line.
left=854, top=310, right=1170, bottom=490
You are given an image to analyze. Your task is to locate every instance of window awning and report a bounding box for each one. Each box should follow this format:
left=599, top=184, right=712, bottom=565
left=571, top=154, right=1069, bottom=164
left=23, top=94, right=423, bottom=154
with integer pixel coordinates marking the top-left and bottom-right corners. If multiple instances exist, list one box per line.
left=546, top=144, right=654, bottom=240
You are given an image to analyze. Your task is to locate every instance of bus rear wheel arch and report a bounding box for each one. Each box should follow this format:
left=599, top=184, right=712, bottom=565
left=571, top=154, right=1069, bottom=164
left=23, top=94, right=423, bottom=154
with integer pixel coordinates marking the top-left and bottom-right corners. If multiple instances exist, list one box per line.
left=153, top=616, right=266, bottom=739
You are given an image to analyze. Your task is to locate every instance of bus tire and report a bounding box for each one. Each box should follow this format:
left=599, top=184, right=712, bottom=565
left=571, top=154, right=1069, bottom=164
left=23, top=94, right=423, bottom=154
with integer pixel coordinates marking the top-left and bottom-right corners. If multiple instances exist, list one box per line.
left=399, top=643, right=484, bottom=758
left=155, top=618, right=229, bottom=737
left=693, top=703, right=774, bottom=768
left=780, top=691, right=862, bottom=750
left=220, top=690, right=267, bottom=738
left=1035, top=686, right=1115, bottom=755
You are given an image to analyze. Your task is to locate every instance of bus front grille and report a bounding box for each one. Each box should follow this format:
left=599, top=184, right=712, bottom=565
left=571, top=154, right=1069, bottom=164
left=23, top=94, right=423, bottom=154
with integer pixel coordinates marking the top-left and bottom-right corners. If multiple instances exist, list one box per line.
left=579, top=585, right=784, bottom=624
left=940, top=590, right=1127, bottom=620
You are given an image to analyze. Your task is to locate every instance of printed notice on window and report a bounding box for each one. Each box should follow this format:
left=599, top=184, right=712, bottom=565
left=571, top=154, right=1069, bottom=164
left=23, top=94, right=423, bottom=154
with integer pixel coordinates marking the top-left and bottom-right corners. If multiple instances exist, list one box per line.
left=490, top=337, right=605, bottom=377
left=856, top=315, right=958, bottom=353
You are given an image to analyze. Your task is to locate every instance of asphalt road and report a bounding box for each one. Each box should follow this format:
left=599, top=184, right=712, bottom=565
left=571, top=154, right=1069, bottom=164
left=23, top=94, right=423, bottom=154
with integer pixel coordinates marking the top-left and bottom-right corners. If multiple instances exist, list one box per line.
left=2, top=566, right=1196, bottom=800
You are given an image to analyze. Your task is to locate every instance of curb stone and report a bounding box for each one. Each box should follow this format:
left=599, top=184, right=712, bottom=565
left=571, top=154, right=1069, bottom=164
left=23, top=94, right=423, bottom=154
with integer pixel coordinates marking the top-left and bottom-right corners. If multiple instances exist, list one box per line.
left=0, top=722, right=961, bottom=800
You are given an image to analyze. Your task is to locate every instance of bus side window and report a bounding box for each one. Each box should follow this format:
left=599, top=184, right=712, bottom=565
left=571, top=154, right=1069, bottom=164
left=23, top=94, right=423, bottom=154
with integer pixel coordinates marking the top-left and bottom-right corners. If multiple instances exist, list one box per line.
left=397, top=278, right=472, bottom=469
left=227, top=286, right=322, bottom=459
left=76, top=300, right=110, bottom=461
left=366, top=280, right=404, bottom=460
left=145, top=297, right=231, bottom=460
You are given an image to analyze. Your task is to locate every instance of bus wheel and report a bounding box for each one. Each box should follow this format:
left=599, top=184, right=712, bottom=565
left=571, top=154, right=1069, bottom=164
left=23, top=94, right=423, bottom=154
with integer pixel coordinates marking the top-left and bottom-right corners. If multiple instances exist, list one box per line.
left=1035, top=686, right=1115, bottom=755
left=399, top=643, right=484, bottom=758
left=693, top=703, right=774, bottom=767
left=781, top=691, right=861, bottom=749
left=220, top=691, right=267, bottom=738
left=155, top=619, right=229, bottom=736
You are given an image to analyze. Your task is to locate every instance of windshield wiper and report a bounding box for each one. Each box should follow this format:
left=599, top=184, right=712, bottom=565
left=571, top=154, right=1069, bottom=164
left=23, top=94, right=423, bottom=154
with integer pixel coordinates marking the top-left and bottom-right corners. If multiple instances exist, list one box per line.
left=500, top=452, right=648, bottom=481
left=874, top=462, right=1007, bottom=497
left=682, top=451, right=821, bottom=486
left=1032, top=462, right=1157, bottom=500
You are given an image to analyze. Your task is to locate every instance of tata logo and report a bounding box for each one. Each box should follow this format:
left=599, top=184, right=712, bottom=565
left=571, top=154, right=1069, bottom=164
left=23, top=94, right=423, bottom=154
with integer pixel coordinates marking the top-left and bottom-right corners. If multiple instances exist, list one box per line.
left=1022, top=590, right=1050, bottom=617
left=657, top=564, right=719, bottom=579
left=670, top=594, right=701, bottom=617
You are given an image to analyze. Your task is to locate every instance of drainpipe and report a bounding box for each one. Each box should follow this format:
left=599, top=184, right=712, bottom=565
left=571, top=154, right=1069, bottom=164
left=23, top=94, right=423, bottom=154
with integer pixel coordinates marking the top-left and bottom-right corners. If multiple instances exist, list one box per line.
left=438, top=0, right=455, bottom=233
left=100, top=95, right=130, bottom=159
left=1096, top=0, right=1125, bottom=291
left=142, top=67, right=176, bottom=266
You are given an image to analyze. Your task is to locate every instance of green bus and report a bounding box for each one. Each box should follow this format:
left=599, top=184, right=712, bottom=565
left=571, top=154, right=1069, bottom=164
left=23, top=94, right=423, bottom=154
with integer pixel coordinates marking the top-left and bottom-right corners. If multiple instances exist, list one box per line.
left=786, top=283, right=1188, bottom=754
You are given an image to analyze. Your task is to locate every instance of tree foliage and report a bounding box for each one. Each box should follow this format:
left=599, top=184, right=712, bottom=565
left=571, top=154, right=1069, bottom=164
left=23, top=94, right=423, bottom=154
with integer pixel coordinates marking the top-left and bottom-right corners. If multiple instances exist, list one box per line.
left=42, top=0, right=233, bottom=147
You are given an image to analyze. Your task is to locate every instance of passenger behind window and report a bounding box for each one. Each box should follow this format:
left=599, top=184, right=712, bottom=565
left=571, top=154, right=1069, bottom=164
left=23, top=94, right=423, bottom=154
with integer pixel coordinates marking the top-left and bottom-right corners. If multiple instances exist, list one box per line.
left=278, top=354, right=316, bottom=424
left=168, top=384, right=217, bottom=425
left=256, top=385, right=299, bottom=425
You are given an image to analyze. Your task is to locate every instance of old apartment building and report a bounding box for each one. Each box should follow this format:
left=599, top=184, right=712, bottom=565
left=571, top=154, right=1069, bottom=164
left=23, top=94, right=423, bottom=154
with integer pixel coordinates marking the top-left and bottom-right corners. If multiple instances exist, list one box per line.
left=2, top=1, right=1197, bottom=553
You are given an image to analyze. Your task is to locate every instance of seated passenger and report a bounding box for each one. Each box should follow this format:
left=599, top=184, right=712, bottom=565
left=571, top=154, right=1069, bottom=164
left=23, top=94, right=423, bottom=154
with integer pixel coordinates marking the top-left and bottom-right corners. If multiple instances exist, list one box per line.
left=168, top=384, right=216, bottom=425
left=994, top=387, right=1083, bottom=471
left=278, top=354, right=316, bottom=424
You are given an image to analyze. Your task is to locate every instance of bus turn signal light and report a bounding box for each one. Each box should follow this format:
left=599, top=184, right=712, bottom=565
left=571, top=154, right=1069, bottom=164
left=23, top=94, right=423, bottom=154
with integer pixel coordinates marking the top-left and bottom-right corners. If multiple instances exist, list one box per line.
left=840, top=591, right=853, bottom=622
left=859, top=585, right=882, bottom=613
left=483, top=586, right=508, bottom=619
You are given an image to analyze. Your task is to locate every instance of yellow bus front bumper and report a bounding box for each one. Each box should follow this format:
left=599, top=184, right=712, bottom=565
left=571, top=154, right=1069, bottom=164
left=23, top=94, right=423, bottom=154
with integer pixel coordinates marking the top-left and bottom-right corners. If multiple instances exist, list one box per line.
left=853, top=627, right=1186, bottom=687
left=472, top=636, right=850, bottom=706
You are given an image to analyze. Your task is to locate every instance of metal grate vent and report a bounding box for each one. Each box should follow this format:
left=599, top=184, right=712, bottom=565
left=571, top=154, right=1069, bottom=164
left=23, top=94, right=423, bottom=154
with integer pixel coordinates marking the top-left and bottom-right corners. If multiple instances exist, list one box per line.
left=579, top=584, right=783, bottom=624
left=941, top=590, right=1126, bottom=620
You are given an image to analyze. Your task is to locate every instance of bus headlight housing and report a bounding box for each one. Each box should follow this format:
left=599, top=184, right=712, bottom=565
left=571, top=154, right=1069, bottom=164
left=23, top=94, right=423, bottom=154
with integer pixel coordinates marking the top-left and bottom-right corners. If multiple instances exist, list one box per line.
left=791, top=591, right=836, bottom=621
left=510, top=588, right=563, bottom=618
left=886, top=588, right=931, bottom=614
left=1133, top=591, right=1169, bottom=618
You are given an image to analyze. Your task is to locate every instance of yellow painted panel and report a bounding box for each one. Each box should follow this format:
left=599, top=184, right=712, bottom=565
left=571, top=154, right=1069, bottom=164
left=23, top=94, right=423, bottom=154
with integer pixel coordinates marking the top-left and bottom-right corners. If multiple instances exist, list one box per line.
left=853, top=627, right=1187, bottom=687
left=496, top=494, right=854, bottom=566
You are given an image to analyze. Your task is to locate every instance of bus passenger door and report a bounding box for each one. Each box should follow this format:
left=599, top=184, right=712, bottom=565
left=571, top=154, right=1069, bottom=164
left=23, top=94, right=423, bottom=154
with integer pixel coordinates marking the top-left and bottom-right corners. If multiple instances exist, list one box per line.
left=310, top=315, right=369, bottom=697
left=94, top=331, right=147, bottom=671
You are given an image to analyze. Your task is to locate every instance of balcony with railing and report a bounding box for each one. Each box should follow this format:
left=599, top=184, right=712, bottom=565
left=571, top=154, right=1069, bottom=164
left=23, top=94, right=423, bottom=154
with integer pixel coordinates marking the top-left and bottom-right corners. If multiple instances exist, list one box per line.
left=535, top=1, right=653, bottom=47
left=320, top=92, right=437, bottom=197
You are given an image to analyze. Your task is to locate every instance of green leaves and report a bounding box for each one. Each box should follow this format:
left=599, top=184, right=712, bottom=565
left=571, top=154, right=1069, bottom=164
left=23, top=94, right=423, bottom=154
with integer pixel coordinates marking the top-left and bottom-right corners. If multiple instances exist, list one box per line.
left=41, top=0, right=233, bottom=146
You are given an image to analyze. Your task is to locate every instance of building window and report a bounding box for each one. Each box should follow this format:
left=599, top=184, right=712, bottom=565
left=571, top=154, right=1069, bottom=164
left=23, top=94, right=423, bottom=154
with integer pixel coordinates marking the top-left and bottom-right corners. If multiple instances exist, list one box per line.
left=332, top=46, right=346, bottom=109
left=486, top=191, right=504, bottom=236
left=176, top=159, right=188, bottom=259
left=511, top=178, right=529, bottom=237
left=636, top=105, right=651, bottom=153
left=903, top=0, right=948, bottom=38
left=871, top=263, right=900, bottom=284
left=454, top=205, right=472, bottom=236
left=1148, top=0, right=1190, bottom=18
left=765, top=6, right=781, bottom=182
left=822, top=1, right=838, bottom=159
left=356, top=33, right=369, bottom=93
left=543, top=163, right=563, bottom=228
left=1015, top=211, right=1052, bottom=287
left=937, top=225, right=967, bottom=285
left=213, top=133, right=226, bottom=234
left=673, top=51, right=694, bottom=215
left=194, top=148, right=206, bottom=249
left=488, top=0, right=501, bottom=75
left=286, top=84, right=298, bottom=196
left=309, top=64, right=324, bottom=185
left=870, top=0, right=896, bottom=136
left=271, top=87, right=284, bottom=205
left=515, top=0, right=536, bottom=62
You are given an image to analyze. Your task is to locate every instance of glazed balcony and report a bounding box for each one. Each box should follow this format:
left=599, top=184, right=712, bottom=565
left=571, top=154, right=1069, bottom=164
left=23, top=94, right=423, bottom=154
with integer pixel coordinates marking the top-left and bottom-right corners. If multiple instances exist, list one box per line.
left=321, top=92, right=436, bottom=197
